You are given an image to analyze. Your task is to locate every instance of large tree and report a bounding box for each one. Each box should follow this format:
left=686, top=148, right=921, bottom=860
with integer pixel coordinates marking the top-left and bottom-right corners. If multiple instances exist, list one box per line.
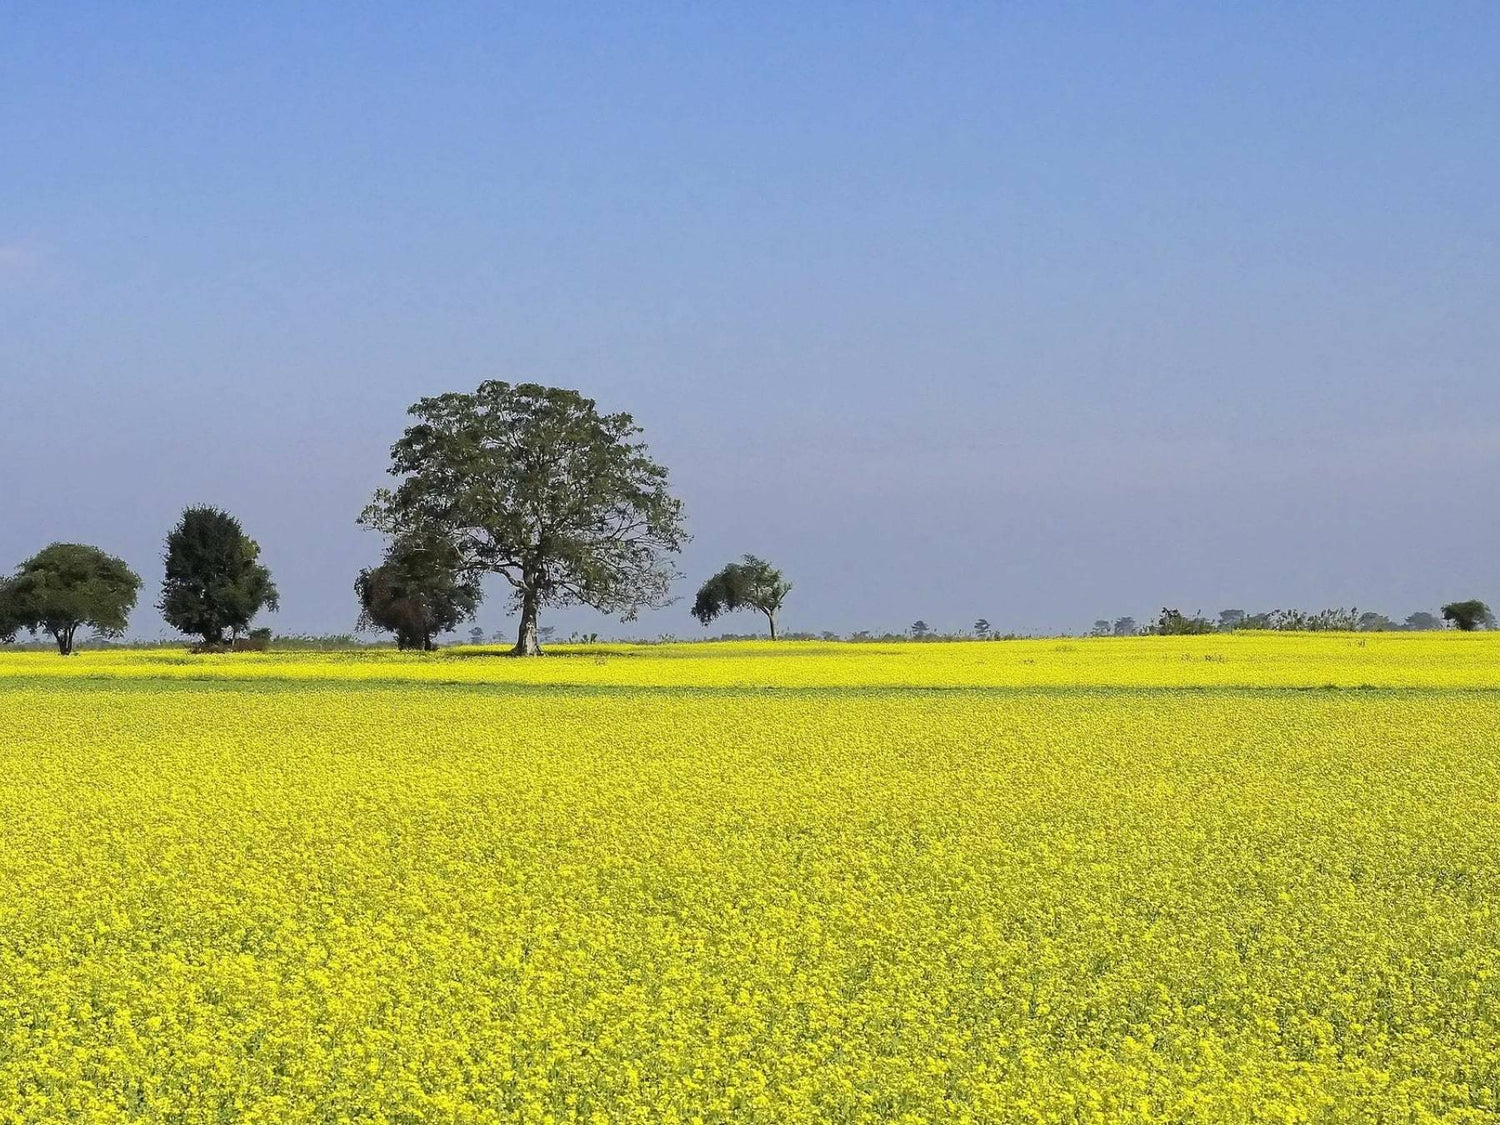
left=0, top=543, right=140, bottom=655
left=360, top=382, right=688, bottom=655
left=356, top=533, right=481, bottom=651
left=1442, top=599, right=1494, bottom=632
left=159, top=506, right=279, bottom=645
left=691, top=554, right=792, bottom=639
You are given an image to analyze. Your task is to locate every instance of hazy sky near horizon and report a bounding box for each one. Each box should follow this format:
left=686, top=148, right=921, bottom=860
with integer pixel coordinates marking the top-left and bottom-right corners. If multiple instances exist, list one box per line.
left=3, top=3, right=1497, bottom=639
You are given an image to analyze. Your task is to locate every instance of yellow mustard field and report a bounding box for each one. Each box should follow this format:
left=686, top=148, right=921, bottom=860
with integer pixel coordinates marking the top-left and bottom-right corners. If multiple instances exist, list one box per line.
left=2, top=631, right=1499, bottom=689
left=1, top=638, right=1499, bottom=1123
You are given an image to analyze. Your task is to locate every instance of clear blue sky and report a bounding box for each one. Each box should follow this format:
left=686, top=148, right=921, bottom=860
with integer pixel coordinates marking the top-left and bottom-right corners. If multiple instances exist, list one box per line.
left=3, top=3, right=1496, bottom=638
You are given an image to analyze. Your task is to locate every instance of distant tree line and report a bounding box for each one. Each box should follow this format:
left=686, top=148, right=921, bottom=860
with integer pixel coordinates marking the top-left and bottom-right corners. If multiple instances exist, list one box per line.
left=1, top=379, right=1492, bottom=653
left=1086, top=604, right=1493, bottom=637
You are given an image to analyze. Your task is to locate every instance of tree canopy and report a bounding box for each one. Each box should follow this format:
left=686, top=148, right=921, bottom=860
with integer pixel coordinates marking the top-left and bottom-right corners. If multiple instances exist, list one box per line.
left=1153, top=608, right=1213, bottom=635
left=360, top=382, right=687, bottom=655
left=690, top=555, right=791, bottom=640
left=159, top=506, right=279, bottom=645
left=0, top=543, right=140, bottom=655
left=1441, top=600, right=1494, bottom=632
left=356, top=533, right=481, bottom=651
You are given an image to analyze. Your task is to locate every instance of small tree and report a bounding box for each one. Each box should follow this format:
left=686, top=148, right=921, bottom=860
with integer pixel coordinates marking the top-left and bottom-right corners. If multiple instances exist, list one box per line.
left=1112, top=616, right=1137, bottom=637
left=355, top=534, right=481, bottom=651
left=1357, top=611, right=1395, bottom=632
left=361, top=382, right=687, bottom=656
left=909, top=620, right=931, bottom=639
left=690, top=555, right=792, bottom=639
left=1090, top=619, right=1111, bottom=637
left=159, top=506, right=279, bottom=645
left=0, top=543, right=140, bottom=655
left=1218, top=609, right=1246, bottom=631
left=973, top=618, right=991, bottom=639
left=1403, top=611, right=1442, bottom=631
left=1442, top=600, right=1494, bottom=632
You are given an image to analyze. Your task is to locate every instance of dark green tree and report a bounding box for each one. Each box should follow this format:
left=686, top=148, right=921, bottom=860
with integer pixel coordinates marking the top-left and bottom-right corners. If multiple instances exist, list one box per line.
left=973, top=618, right=991, bottom=639
left=0, top=543, right=140, bottom=655
left=1153, top=608, right=1213, bottom=635
left=355, top=534, right=481, bottom=651
left=159, top=506, right=279, bottom=645
left=1403, top=611, right=1442, bottom=631
left=690, top=555, right=792, bottom=640
left=909, top=620, right=932, bottom=639
left=360, top=382, right=687, bottom=656
left=1441, top=599, right=1494, bottom=632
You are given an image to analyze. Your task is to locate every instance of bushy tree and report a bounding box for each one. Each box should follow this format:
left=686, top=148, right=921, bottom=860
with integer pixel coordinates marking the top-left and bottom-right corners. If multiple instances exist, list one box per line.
left=361, top=382, right=687, bottom=656
left=1112, top=616, right=1137, bottom=637
left=159, top=506, right=279, bottom=645
left=1090, top=619, right=1111, bottom=637
left=973, top=618, right=991, bottom=639
left=355, top=534, right=481, bottom=651
left=1403, top=611, right=1443, bottom=631
left=1442, top=600, right=1494, bottom=632
left=690, top=555, right=792, bottom=640
left=1152, top=608, right=1213, bottom=635
left=909, top=620, right=931, bottom=639
left=0, top=543, right=140, bottom=655
left=1357, top=611, right=1395, bottom=632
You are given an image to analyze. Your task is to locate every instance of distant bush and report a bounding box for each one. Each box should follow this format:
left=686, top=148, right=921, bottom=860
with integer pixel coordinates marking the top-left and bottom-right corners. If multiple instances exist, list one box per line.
left=230, top=628, right=273, bottom=653
left=1148, top=609, right=1214, bottom=636
left=1241, top=608, right=1360, bottom=632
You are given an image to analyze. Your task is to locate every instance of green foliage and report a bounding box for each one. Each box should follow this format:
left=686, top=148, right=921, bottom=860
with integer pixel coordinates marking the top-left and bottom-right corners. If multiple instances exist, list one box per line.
left=1152, top=608, right=1214, bottom=635
left=159, top=507, right=279, bottom=644
left=1241, top=608, right=1360, bottom=632
left=691, top=555, right=791, bottom=640
left=1403, top=611, right=1443, bottom=632
left=361, top=382, right=687, bottom=655
left=1441, top=600, right=1494, bottom=632
left=0, top=543, right=141, bottom=655
left=356, top=534, right=481, bottom=651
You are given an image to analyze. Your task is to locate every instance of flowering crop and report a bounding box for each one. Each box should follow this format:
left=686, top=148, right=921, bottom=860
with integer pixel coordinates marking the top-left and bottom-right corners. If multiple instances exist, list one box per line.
left=2, top=632, right=1499, bottom=690
left=1, top=640, right=1498, bottom=1121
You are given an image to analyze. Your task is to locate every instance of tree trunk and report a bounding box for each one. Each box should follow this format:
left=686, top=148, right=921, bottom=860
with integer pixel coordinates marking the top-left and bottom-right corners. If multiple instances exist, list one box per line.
left=55, top=626, right=74, bottom=656
left=513, top=588, right=542, bottom=656
left=765, top=610, right=778, bottom=641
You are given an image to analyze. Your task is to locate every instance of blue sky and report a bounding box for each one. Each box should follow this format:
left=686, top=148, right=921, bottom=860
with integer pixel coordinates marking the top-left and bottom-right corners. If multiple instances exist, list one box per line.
left=3, top=3, right=1497, bottom=637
